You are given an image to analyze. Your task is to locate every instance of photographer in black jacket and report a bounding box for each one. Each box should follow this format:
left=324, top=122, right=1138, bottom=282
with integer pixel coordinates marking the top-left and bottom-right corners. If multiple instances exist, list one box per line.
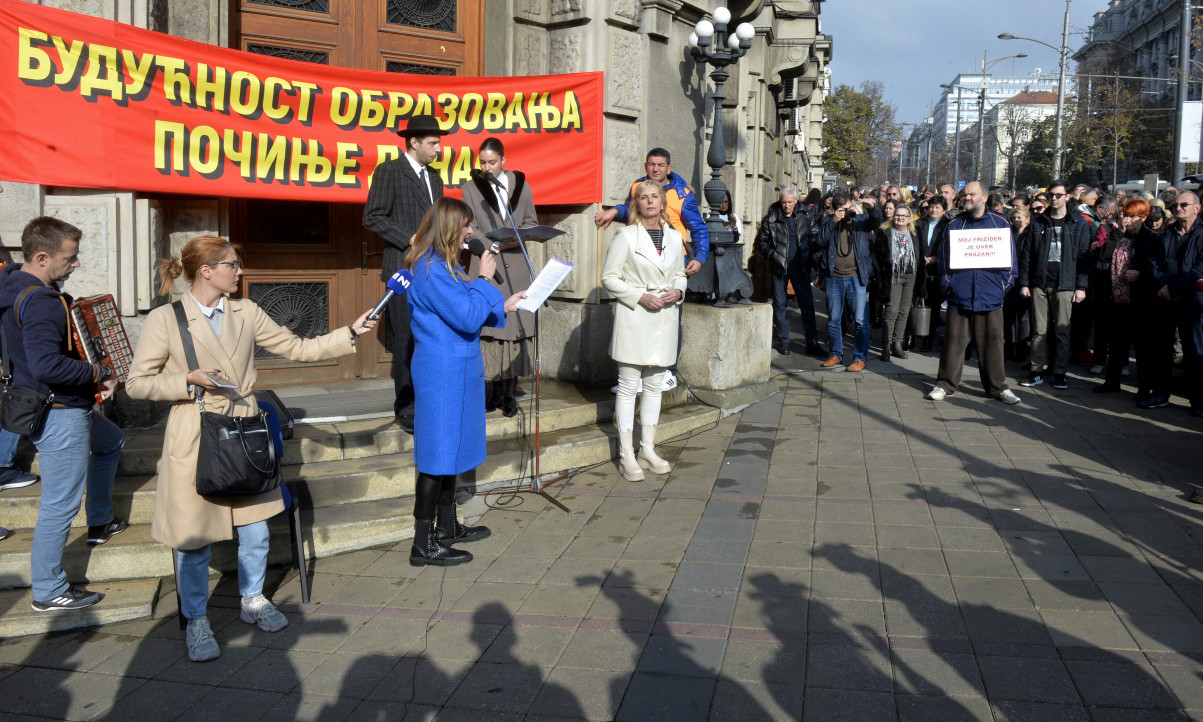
left=755, top=188, right=825, bottom=357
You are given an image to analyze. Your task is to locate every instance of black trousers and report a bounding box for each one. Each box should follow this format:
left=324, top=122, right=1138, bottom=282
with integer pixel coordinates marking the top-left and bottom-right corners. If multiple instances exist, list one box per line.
left=770, top=255, right=818, bottom=344
left=387, top=292, right=415, bottom=419
left=1136, top=300, right=1177, bottom=398
left=936, top=307, right=1008, bottom=398
left=414, top=472, right=456, bottom=521
left=1105, top=302, right=1136, bottom=385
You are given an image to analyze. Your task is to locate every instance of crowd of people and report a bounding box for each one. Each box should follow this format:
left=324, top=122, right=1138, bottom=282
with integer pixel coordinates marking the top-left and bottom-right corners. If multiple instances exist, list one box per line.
left=758, top=178, right=1203, bottom=412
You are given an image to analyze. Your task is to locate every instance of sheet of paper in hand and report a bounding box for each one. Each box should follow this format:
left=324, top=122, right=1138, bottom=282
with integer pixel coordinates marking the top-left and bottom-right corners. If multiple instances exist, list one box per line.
left=948, top=228, right=1012, bottom=270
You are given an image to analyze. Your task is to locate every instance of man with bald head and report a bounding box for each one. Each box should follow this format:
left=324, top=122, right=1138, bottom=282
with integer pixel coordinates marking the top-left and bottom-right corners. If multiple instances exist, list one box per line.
left=926, top=182, right=1020, bottom=404
left=1145, top=190, right=1203, bottom=413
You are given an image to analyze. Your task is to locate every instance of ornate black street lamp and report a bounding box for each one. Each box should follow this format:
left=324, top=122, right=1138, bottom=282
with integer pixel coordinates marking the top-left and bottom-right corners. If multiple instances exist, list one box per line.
left=687, top=8, right=756, bottom=307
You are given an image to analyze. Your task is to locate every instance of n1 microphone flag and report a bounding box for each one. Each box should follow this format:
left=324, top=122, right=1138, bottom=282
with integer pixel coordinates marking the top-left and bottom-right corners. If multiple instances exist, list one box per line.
left=367, top=269, right=414, bottom=320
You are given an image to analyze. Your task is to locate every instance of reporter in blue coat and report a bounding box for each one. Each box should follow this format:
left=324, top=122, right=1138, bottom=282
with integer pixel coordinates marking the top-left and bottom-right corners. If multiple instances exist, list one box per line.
left=404, top=197, right=527, bottom=566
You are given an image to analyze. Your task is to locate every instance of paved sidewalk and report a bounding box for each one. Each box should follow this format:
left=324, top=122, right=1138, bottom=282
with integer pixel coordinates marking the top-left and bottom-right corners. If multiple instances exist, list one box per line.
left=1, top=369, right=1203, bottom=720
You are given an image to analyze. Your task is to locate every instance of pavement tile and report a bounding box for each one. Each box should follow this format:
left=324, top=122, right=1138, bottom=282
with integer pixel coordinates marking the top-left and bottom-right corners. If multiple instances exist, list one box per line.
left=977, top=655, right=1079, bottom=703
left=357, top=551, right=418, bottom=579
left=635, top=633, right=727, bottom=678
left=671, top=562, right=746, bottom=593
left=991, top=700, right=1090, bottom=721
left=720, top=639, right=805, bottom=684
left=296, top=650, right=398, bottom=698
left=516, top=584, right=600, bottom=618
left=366, top=656, right=473, bottom=706
left=1152, top=664, right=1203, bottom=710
left=528, top=666, right=626, bottom=720
left=708, top=678, right=805, bottom=721
left=476, top=556, right=557, bottom=585
left=448, top=581, right=536, bottom=613
left=683, top=537, right=753, bottom=565
left=405, top=622, right=503, bottom=662
left=480, top=625, right=574, bottom=667
left=1038, top=610, right=1140, bottom=650
left=1119, top=615, right=1203, bottom=653
left=323, top=575, right=406, bottom=607
left=561, top=535, right=629, bottom=561
left=1022, top=579, right=1112, bottom=612
left=751, top=520, right=814, bottom=545
left=387, top=577, right=473, bottom=611
left=1010, top=553, right=1092, bottom=581
left=747, top=541, right=812, bottom=569
left=96, top=679, right=210, bottom=719
left=801, top=687, right=895, bottom=721
left=896, top=693, right=995, bottom=721
left=809, top=569, right=885, bottom=602
left=585, top=586, right=666, bottom=622
left=884, top=600, right=969, bottom=640
left=891, top=649, right=986, bottom=697
left=619, top=535, right=691, bottom=562
left=616, top=672, right=716, bottom=721
left=815, top=501, right=875, bottom=523
left=1099, top=582, right=1195, bottom=617
left=741, top=567, right=810, bottom=597
left=951, top=577, right=1034, bottom=610
left=444, top=661, right=548, bottom=714
left=175, top=686, right=285, bottom=722
left=605, top=560, right=679, bottom=590
left=943, top=550, right=1019, bottom=578
left=539, top=557, right=617, bottom=587
left=808, top=599, right=886, bottom=637
left=336, top=617, right=426, bottom=656
left=814, top=522, right=877, bottom=546
left=961, top=606, right=1053, bottom=647
left=557, top=630, right=647, bottom=671
left=1065, top=659, right=1180, bottom=709
left=877, top=524, right=943, bottom=549
left=999, top=531, right=1074, bottom=556
left=154, top=643, right=264, bottom=686
left=256, top=693, right=361, bottom=721
left=222, top=647, right=326, bottom=693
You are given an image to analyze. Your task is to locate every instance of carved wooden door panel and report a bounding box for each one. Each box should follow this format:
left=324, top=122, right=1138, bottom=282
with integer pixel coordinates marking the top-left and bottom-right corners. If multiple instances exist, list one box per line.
left=232, top=0, right=482, bottom=386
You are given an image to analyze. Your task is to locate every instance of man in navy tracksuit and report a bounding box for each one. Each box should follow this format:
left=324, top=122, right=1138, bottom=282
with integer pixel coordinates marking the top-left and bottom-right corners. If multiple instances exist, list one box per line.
left=0, top=217, right=125, bottom=611
left=926, top=182, right=1021, bottom=404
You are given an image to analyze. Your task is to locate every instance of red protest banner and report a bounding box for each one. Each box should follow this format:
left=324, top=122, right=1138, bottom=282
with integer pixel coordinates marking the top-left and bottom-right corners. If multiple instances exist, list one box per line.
left=0, top=2, right=603, bottom=205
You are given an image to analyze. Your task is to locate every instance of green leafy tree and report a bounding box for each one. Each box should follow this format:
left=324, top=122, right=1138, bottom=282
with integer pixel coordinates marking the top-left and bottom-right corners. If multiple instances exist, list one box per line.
left=823, top=81, right=901, bottom=186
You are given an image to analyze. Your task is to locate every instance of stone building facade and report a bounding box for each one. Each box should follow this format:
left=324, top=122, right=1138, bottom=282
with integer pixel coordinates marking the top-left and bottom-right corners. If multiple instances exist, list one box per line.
left=0, top=0, right=828, bottom=389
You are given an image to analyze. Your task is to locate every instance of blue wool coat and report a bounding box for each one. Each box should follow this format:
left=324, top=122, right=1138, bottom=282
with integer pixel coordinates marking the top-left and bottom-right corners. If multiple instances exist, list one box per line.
left=408, top=251, right=506, bottom=474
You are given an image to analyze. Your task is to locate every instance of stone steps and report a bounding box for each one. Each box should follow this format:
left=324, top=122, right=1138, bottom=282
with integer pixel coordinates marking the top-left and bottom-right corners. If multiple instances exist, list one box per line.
left=0, top=578, right=160, bottom=638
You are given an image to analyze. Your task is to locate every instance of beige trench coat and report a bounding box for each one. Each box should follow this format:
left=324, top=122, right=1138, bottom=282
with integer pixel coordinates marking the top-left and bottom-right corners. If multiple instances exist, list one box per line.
left=126, top=296, right=355, bottom=550
left=462, top=169, right=539, bottom=341
left=602, top=223, right=688, bottom=367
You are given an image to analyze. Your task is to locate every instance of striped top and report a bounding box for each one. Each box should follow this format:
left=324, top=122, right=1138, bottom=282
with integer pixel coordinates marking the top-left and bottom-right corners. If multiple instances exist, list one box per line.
left=647, top=228, right=664, bottom=254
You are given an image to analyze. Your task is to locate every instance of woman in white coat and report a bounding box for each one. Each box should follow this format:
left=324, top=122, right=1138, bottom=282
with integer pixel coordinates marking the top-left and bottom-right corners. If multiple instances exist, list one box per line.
left=602, top=180, right=688, bottom=481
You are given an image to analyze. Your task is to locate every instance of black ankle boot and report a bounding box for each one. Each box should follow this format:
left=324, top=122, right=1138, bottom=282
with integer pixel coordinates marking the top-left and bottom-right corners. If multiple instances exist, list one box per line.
left=410, top=520, right=472, bottom=567
left=435, top=503, right=491, bottom=543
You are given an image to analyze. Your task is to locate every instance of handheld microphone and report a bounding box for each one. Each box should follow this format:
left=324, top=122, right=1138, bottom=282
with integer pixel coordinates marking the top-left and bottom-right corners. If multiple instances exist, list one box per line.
left=467, top=238, right=504, bottom=285
left=470, top=168, right=504, bottom=188
left=367, top=269, right=414, bottom=321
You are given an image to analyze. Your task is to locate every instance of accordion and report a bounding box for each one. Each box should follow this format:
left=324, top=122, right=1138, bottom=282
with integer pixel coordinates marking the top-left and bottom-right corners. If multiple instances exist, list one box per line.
left=70, top=295, right=134, bottom=399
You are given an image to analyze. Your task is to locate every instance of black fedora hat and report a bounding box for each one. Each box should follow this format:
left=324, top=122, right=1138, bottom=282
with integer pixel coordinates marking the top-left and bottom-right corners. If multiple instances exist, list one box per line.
left=396, top=113, right=449, bottom=138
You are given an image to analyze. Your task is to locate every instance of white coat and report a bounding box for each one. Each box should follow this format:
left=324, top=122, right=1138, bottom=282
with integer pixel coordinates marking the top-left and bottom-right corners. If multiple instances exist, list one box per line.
left=602, top=223, right=688, bottom=367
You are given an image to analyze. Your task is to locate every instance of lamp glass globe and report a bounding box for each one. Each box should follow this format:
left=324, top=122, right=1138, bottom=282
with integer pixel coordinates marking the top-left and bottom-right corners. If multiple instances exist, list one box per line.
left=735, top=22, right=755, bottom=40
left=713, top=6, right=731, bottom=24
left=728, top=33, right=741, bottom=50
left=688, top=32, right=699, bottom=48
left=695, top=19, right=714, bottom=38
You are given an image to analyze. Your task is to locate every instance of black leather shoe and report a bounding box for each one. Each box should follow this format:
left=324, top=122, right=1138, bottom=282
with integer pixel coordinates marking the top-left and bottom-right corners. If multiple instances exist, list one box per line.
left=410, top=522, right=472, bottom=566
left=892, top=342, right=908, bottom=359
left=436, top=519, right=492, bottom=543
left=396, top=415, right=415, bottom=434
left=502, top=398, right=519, bottom=417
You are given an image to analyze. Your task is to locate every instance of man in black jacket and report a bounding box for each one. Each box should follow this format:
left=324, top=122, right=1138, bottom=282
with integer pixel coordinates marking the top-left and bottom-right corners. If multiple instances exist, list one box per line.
left=0, top=217, right=125, bottom=611
left=1018, top=180, right=1091, bottom=389
left=1144, top=191, right=1203, bottom=412
left=362, top=114, right=447, bottom=433
left=755, top=188, right=825, bottom=356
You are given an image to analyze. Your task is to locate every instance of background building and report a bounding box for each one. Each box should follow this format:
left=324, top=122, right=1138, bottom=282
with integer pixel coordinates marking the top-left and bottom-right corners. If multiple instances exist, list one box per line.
left=976, top=89, right=1061, bottom=187
left=0, top=0, right=830, bottom=389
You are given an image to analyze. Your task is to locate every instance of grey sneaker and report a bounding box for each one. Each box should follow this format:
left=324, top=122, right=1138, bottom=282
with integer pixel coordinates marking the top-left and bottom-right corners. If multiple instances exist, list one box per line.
left=926, top=386, right=947, bottom=401
left=186, top=617, right=221, bottom=662
left=997, top=389, right=1021, bottom=405
left=240, top=594, right=288, bottom=632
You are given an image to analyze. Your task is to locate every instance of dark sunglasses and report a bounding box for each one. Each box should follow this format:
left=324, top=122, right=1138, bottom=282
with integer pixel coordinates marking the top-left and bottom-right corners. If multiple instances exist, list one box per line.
left=1172, top=202, right=1197, bottom=209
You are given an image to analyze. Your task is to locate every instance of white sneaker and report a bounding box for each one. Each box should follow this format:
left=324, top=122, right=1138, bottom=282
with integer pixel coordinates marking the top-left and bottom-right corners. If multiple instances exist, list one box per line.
left=1089, top=364, right=1104, bottom=375
left=240, top=594, right=289, bottom=632
left=661, top=372, right=677, bottom=391
left=997, top=389, right=1021, bottom=405
left=926, top=387, right=947, bottom=401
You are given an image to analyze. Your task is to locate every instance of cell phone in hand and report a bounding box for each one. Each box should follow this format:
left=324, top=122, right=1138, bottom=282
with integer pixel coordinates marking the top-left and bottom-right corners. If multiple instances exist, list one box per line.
left=205, top=371, right=237, bottom=389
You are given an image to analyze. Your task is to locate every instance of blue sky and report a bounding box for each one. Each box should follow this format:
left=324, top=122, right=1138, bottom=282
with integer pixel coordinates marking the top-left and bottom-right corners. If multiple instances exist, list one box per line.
left=818, top=0, right=1113, bottom=125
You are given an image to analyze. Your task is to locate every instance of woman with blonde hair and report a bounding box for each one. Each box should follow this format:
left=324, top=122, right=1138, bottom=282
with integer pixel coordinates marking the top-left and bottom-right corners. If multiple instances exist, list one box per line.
left=602, top=180, right=688, bottom=481
left=404, top=197, right=526, bottom=566
left=127, top=235, right=377, bottom=663
left=872, top=203, right=924, bottom=361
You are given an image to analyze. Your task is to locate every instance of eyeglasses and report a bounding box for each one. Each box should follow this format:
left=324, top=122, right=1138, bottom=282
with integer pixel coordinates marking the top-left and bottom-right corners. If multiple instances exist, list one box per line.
left=213, top=260, right=242, bottom=270
left=1049, top=193, right=1067, bottom=198
left=1172, top=202, right=1197, bottom=209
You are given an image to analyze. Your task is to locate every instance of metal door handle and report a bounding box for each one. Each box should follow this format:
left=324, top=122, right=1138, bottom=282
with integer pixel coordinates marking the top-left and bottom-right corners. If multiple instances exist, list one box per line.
left=362, top=242, right=383, bottom=275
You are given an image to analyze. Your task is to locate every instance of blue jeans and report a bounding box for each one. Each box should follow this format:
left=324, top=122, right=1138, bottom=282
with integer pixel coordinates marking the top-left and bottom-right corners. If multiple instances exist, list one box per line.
left=0, top=429, right=19, bottom=467
left=825, top=275, right=870, bottom=362
left=175, top=520, right=270, bottom=619
left=30, top=407, right=124, bottom=601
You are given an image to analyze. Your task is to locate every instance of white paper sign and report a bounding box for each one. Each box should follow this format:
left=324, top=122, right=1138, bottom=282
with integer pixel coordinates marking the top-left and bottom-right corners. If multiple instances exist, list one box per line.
left=948, top=228, right=1013, bottom=270
left=516, top=258, right=574, bottom=313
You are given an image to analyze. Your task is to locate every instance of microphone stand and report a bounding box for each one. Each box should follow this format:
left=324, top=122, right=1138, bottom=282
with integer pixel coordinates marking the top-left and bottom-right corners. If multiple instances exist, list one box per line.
left=479, top=173, right=570, bottom=513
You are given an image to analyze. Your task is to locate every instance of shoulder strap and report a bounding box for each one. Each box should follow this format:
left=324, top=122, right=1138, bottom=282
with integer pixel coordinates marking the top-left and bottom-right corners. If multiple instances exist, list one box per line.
left=172, top=301, right=200, bottom=372
left=2, top=285, right=66, bottom=382
left=14, top=285, right=48, bottom=330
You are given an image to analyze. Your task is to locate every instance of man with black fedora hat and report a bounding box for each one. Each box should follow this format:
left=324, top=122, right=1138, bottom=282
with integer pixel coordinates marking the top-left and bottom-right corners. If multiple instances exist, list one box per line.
left=363, top=113, right=448, bottom=434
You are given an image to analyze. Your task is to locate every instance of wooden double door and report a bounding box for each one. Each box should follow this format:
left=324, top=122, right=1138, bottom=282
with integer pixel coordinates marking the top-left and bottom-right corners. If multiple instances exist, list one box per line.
left=231, top=0, right=482, bottom=386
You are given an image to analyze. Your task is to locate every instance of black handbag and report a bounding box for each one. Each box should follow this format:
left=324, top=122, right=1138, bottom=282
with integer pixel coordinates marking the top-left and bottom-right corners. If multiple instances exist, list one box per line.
left=172, top=302, right=281, bottom=498
left=0, top=287, right=56, bottom=437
